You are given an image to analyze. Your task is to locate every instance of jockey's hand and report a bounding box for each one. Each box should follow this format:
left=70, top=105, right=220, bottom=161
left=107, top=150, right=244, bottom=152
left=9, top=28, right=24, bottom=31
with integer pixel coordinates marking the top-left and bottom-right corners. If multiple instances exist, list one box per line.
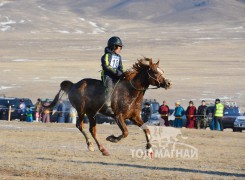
left=116, top=70, right=123, bottom=77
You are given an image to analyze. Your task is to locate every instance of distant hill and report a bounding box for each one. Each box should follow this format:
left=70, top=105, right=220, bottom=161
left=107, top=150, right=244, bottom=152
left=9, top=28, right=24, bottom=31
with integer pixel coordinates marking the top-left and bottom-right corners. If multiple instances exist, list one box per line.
left=101, top=0, right=245, bottom=23
left=0, top=0, right=245, bottom=33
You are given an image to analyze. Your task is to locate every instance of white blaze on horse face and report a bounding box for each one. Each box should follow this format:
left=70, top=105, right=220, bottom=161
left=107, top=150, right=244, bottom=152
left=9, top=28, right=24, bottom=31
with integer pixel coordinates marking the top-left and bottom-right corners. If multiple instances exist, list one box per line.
left=157, top=67, right=164, bottom=76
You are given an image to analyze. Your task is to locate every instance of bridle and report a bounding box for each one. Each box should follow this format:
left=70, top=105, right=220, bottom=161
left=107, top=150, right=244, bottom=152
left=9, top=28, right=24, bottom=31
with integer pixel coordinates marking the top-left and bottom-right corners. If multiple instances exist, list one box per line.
left=129, top=68, right=164, bottom=91
left=147, top=70, right=164, bottom=88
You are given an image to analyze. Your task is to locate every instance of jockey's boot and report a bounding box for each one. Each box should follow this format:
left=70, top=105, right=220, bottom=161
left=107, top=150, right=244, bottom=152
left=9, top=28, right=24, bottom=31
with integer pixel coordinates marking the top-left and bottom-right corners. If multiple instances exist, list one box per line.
left=105, top=106, right=114, bottom=115
left=105, top=89, right=114, bottom=115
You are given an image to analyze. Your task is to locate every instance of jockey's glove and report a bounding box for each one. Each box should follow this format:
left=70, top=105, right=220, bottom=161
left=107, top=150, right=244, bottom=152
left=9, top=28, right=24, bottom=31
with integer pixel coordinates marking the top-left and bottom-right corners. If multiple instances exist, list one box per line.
left=116, top=70, right=123, bottom=77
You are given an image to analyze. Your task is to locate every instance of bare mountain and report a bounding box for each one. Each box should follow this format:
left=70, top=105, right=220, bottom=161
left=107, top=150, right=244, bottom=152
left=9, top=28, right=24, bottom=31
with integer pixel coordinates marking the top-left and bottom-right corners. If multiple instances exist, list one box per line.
left=102, top=0, right=245, bottom=23
left=0, top=0, right=245, bottom=33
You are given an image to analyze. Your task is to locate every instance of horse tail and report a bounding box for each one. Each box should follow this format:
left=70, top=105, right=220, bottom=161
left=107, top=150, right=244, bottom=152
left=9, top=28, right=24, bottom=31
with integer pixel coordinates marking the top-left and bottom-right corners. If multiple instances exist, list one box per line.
left=42, top=80, right=74, bottom=108
left=42, top=89, right=62, bottom=108
left=60, top=80, right=73, bottom=93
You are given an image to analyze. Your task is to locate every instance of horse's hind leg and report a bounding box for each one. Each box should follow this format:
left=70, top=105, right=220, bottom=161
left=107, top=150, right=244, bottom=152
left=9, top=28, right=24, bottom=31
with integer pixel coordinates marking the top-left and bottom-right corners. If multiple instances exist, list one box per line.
left=87, top=114, right=109, bottom=156
left=76, top=111, right=94, bottom=152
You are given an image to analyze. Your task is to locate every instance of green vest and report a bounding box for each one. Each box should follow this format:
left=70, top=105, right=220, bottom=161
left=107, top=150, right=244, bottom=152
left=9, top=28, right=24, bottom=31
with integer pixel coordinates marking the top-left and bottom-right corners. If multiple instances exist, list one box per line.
left=215, top=103, right=224, bottom=117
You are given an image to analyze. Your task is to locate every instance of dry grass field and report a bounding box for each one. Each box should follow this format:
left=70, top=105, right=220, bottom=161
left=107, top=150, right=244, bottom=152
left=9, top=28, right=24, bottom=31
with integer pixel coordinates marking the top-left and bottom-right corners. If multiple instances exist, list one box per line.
left=0, top=121, right=244, bottom=179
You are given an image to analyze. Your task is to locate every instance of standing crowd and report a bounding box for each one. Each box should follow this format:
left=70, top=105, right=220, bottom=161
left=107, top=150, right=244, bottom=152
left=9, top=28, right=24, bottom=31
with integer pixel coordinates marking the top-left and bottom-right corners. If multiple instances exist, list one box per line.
left=17, top=98, right=77, bottom=124
left=142, top=98, right=225, bottom=131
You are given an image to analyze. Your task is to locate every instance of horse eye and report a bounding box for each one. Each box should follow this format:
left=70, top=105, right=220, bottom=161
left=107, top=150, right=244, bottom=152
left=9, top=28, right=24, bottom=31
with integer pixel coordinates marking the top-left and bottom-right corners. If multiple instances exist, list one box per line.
left=153, top=69, right=158, bottom=74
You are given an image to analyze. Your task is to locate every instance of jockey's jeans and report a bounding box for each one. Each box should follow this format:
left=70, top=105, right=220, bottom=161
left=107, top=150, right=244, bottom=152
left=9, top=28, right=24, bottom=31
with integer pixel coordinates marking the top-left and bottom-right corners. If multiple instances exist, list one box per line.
left=104, top=76, right=115, bottom=107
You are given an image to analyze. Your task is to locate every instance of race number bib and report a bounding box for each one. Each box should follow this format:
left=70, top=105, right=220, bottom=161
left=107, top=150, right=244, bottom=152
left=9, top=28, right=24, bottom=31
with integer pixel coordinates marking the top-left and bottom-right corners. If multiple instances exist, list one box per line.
left=110, top=55, right=120, bottom=68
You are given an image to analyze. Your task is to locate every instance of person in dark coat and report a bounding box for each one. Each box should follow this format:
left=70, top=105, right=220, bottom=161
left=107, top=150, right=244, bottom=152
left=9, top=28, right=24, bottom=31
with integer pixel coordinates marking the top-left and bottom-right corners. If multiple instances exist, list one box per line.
left=186, top=101, right=197, bottom=128
left=101, top=36, right=124, bottom=115
left=158, top=100, right=170, bottom=126
left=142, top=102, right=152, bottom=123
left=57, top=100, right=66, bottom=123
left=197, top=100, right=207, bottom=129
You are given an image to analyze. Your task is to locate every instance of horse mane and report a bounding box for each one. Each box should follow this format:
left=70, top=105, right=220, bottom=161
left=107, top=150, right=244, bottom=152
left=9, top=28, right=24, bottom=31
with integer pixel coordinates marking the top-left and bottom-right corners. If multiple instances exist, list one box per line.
left=124, top=57, right=152, bottom=81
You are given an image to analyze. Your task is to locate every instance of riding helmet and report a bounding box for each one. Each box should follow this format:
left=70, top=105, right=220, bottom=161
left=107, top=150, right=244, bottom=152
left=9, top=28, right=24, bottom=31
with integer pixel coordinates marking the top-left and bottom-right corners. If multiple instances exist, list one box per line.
left=107, top=36, right=123, bottom=50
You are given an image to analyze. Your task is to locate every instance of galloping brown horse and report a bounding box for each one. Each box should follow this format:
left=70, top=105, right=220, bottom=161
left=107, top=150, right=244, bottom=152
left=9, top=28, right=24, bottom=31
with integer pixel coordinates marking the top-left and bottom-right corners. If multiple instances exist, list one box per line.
left=46, top=58, right=172, bottom=156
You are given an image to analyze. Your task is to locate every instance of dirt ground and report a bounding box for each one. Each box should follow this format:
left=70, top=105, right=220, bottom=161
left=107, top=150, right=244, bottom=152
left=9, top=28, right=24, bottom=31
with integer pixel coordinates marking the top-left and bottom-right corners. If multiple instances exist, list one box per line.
left=0, top=121, right=244, bottom=179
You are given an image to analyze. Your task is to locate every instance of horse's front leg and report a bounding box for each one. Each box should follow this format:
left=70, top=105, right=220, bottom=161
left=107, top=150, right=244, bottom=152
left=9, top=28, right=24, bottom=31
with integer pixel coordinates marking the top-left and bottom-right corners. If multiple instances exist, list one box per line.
left=106, top=113, right=128, bottom=143
left=132, top=116, right=153, bottom=158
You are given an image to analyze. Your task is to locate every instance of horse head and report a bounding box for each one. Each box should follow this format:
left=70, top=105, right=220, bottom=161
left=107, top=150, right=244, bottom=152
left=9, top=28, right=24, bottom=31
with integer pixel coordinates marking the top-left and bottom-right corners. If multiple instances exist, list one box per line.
left=137, top=58, right=172, bottom=89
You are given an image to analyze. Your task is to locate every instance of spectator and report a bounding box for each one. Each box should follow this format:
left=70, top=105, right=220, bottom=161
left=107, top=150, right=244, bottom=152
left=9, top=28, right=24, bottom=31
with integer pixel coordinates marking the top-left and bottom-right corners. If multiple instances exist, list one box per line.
left=25, top=105, right=33, bottom=122
left=158, top=100, right=170, bottom=126
left=42, top=99, right=51, bottom=123
left=186, top=101, right=197, bottom=128
left=18, top=98, right=26, bottom=121
left=197, top=100, right=207, bottom=129
left=69, top=106, right=77, bottom=124
left=34, top=98, right=42, bottom=122
left=57, top=99, right=66, bottom=123
left=214, top=98, right=224, bottom=131
left=142, top=102, right=152, bottom=123
left=174, top=102, right=185, bottom=128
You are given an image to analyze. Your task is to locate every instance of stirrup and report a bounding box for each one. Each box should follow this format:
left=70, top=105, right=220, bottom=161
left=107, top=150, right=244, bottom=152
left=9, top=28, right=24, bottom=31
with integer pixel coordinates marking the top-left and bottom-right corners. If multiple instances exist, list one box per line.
left=106, top=107, right=114, bottom=115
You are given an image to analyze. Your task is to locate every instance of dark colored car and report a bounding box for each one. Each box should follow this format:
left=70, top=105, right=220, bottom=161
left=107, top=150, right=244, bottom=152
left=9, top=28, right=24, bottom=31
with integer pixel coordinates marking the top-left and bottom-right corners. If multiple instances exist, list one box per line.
left=95, top=113, right=132, bottom=125
left=96, top=114, right=115, bottom=124
left=0, top=104, right=9, bottom=120
left=222, top=106, right=242, bottom=130
left=233, top=116, right=245, bottom=132
left=0, top=97, right=34, bottom=120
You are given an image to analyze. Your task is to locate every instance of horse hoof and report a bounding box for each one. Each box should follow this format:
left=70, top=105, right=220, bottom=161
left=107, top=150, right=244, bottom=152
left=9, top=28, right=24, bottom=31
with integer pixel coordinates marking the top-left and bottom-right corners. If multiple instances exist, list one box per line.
left=147, top=148, right=153, bottom=158
left=100, top=145, right=110, bottom=156
left=106, top=135, right=118, bottom=143
left=88, top=145, right=95, bottom=152
left=102, top=151, right=110, bottom=156
left=87, top=142, right=95, bottom=152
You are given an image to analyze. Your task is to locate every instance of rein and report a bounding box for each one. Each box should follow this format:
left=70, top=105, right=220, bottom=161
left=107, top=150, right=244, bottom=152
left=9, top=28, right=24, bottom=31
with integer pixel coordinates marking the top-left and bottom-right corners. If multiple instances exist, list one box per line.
left=129, top=69, right=163, bottom=91
left=129, top=80, right=146, bottom=91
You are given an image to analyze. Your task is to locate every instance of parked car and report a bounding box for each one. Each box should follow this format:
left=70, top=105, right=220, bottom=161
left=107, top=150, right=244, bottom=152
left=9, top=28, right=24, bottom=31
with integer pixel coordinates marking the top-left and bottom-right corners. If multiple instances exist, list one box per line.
left=0, top=104, right=9, bottom=120
left=233, top=116, right=245, bottom=132
left=223, top=106, right=242, bottom=130
left=96, top=114, right=115, bottom=124
left=0, top=97, right=34, bottom=120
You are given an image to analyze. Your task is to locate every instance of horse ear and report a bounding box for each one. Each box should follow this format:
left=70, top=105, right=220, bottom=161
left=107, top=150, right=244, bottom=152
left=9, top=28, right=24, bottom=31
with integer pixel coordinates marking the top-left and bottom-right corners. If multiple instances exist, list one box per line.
left=156, top=59, right=160, bottom=66
left=149, top=58, right=153, bottom=66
